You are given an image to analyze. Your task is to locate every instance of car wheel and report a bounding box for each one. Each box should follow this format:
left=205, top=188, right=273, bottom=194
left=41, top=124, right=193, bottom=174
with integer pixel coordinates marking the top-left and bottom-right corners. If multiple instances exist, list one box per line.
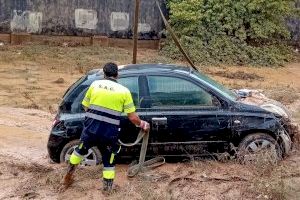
left=60, top=140, right=101, bottom=166
left=237, top=133, right=282, bottom=163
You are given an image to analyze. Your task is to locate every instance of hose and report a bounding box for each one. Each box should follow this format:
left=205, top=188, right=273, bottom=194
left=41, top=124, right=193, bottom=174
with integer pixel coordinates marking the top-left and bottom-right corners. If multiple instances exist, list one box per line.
left=118, top=130, right=165, bottom=177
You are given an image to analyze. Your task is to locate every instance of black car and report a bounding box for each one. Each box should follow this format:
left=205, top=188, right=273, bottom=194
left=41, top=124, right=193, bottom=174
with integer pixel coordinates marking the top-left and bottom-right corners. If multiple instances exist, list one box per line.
left=47, top=64, right=292, bottom=166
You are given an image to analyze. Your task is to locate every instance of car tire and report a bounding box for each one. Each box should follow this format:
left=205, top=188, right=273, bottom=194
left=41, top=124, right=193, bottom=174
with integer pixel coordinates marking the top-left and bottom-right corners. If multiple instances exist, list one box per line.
left=60, top=139, right=102, bottom=166
left=237, top=133, right=283, bottom=163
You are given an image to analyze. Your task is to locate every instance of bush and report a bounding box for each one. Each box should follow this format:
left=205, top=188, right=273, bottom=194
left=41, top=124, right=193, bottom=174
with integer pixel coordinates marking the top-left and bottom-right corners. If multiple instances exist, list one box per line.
left=163, top=0, right=299, bottom=66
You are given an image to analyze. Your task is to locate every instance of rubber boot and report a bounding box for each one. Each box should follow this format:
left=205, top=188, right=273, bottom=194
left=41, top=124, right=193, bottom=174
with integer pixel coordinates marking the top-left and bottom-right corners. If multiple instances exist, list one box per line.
left=62, top=164, right=77, bottom=188
left=102, top=178, right=114, bottom=195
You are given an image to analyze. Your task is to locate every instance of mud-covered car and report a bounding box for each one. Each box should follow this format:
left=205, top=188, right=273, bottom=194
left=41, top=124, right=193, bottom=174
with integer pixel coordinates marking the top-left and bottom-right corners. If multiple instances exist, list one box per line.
left=47, top=64, right=293, bottom=166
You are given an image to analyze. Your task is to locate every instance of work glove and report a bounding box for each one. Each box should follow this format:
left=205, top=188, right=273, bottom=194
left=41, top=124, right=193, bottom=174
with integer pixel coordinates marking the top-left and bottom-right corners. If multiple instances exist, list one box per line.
left=139, top=120, right=150, bottom=131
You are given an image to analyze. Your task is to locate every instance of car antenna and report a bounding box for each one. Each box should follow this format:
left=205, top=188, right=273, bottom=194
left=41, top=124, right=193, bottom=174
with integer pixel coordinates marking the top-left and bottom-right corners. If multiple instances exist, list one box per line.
left=155, top=0, right=198, bottom=72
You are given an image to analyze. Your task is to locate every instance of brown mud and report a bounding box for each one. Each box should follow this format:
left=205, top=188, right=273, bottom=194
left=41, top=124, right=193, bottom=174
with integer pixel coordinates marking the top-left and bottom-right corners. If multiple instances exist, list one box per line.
left=0, top=46, right=299, bottom=199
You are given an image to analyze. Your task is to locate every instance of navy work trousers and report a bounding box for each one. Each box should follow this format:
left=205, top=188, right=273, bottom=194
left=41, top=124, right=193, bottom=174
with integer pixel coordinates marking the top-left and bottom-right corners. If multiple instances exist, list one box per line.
left=74, top=117, right=120, bottom=168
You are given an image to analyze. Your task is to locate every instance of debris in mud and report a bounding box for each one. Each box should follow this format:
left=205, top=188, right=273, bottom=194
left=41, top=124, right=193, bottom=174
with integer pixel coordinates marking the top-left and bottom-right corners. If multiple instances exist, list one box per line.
left=22, top=191, right=39, bottom=199
left=28, top=103, right=40, bottom=109
left=213, top=70, right=264, bottom=81
left=283, top=117, right=300, bottom=145
left=166, top=169, right=250, bottom=200
left=0, top=159, right=54, bottom=174
left=0, top=44, right=7, bottom=51
left=0, top=158, right=99, bottom=198
left=139, top=171, right=170, bottom=182
left=21, top=92, right=40, bottom=110
left=48, top=104, right=58, bottom=114
left=238, top=89, right=292, bottom=118
left=53, top=77, right=65, bottom=84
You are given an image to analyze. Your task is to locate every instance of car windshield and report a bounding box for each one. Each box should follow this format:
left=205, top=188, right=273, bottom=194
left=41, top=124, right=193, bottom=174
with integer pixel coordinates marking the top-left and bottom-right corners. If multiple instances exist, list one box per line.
left=191, top=70, right=238, bottom=101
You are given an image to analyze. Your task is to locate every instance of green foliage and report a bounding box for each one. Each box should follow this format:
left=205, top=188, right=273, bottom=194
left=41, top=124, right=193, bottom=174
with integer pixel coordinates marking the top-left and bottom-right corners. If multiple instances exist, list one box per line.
left=163, top=0, right=299, bottom=66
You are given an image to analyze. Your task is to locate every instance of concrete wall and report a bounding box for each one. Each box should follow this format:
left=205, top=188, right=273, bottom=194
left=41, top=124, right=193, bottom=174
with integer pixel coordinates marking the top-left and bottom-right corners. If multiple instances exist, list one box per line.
left=0, top=0, right=299, bottom=44
left=0, top=0, right=167, bottom=39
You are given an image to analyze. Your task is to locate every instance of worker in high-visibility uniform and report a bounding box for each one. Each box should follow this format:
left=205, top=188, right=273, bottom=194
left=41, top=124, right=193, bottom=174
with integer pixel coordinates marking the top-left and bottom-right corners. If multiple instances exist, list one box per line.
left=62, top=62, right=150, bottom=192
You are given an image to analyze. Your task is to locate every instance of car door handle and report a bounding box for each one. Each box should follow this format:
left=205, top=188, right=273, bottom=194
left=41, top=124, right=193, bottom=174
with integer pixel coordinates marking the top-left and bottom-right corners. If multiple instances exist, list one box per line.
left=152, top=117, right=167, bottom=126
left=152, top=117, right=167, bottom=121
left=152, top=117, right=167, bottom=123
left=217, top=117, right=226, bottom=121
left=152, top=117, right=167, bottom=131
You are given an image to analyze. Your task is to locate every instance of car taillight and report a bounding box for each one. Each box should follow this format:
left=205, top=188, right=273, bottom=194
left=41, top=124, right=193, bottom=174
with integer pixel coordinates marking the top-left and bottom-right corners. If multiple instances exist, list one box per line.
left=52, top=116, right=60, bottom=128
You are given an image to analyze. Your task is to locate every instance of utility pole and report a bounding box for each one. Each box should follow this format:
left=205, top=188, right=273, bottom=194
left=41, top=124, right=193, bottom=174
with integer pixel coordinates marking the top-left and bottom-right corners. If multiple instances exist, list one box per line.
left=155, top=0, right=197, bottom=71
left=132, top=0, right=140, bottom=64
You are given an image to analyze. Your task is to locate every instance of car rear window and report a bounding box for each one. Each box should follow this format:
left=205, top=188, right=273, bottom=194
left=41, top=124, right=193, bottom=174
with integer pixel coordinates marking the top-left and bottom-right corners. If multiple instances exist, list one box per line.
left=61, top=75, right=139, bottom=113
left=63, top=75, right=87, bottom=99
left=60, top=76, right=96, bottom=113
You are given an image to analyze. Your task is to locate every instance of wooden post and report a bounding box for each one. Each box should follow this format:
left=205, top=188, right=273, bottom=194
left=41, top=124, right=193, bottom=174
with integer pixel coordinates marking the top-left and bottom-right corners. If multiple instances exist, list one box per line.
left=132, top=0, right=140, bottom=64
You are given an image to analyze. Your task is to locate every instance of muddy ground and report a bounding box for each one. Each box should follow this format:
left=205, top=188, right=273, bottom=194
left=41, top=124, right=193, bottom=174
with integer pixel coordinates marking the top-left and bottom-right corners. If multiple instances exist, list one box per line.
left=0, top=45, right=299, bottom=200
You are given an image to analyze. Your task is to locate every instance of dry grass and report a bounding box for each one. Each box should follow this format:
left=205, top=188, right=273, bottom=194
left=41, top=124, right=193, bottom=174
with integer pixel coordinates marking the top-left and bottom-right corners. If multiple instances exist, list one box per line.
left=0, top=45, right=133, bottom=74
left=246, top=155, right=292, bottom=200
left=0, top=45, right=174, bottom=74
left=265, top=86, right=299, bottom=105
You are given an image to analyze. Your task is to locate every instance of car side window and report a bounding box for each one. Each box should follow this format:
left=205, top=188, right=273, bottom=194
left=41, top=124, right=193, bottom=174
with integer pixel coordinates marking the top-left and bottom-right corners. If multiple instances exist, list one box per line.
left=118, top=77, right=140, bottom=108
left=148, top=76, right=214, bottom=107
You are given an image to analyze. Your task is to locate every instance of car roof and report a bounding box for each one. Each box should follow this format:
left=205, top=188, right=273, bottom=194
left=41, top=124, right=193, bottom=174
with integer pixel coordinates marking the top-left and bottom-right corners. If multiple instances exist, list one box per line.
left=119, top=63, right=191, bottom=73
left=87, top=63, right=192, bottom=76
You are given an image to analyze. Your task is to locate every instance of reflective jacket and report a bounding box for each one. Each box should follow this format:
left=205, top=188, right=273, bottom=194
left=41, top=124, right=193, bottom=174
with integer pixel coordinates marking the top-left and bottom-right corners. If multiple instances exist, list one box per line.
left=82, top=79, right=136, bottom=126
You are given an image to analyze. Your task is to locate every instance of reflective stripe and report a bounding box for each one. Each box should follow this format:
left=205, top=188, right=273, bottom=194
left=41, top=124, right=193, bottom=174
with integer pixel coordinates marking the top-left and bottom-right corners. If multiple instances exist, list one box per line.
left=89, top=105, right=121, bottom=116
left=73, top=150, right=84, bottom=158
left=103, top=167, right=115, bottom=171
left=124, top=103, right=134, bottom=109
left=103, top=170, right=115, bottom=179
left=83, top=97, right=90, bottom=102
left=86, top=112, right=120, bottom=125
left=117, top=146, right=121, bottom=153
left=103, top=167, right=115, bottom=179
left=110, top=146, right=121, bottom=164
left=110, top=153, right=115, bottom=164
left=78, top=143, right=83, bottom=149
left=70, top=153, right=82, bottom=165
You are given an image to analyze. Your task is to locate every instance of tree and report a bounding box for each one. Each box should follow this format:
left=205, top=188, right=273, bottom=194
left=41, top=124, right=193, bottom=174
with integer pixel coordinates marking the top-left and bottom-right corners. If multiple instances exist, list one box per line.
left=163, top=0, right=300, bottom=66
